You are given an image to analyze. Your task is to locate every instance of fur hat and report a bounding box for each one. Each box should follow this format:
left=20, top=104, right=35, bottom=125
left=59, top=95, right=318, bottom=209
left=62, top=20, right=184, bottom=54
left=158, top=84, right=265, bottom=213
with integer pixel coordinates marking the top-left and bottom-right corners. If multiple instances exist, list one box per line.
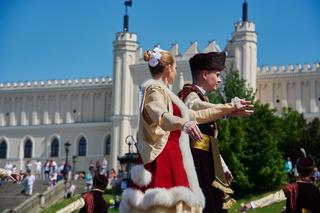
left=189, top=52, right=226, bottom=71
left=296, top=148, right=315, bottom=176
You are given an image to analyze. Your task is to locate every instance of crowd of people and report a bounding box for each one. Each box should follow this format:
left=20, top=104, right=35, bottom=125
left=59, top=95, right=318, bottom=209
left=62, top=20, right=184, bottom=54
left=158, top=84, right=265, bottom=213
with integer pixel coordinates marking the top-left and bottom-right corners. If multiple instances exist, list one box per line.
left=0, top=158, right=71, bottom=196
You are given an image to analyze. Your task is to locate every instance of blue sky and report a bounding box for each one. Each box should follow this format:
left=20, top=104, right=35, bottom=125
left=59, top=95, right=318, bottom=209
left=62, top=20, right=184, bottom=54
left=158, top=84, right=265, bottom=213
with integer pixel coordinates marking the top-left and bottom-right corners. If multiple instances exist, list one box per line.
left=0, top=0, right=319, bottom=82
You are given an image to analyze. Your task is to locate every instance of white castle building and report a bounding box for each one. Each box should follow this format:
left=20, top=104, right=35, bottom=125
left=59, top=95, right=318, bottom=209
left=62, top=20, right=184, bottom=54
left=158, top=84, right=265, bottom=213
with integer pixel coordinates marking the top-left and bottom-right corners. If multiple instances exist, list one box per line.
left=0, top=2, right=319, bottom=171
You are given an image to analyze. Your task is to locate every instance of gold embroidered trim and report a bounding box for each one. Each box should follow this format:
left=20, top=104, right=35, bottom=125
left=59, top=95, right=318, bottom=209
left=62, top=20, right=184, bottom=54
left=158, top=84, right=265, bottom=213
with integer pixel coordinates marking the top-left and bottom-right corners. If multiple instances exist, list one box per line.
left=222, top=197, right=236, bottom=209
left=212, top=180, right=234, bottom=194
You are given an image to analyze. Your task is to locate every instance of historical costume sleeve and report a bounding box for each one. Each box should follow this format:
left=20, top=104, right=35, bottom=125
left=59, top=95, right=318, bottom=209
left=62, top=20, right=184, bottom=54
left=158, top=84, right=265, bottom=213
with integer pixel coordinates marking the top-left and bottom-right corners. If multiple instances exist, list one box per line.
left=56, top=197, right=85, bottom=213
left=185, top=92, right=236, bottom=123
left=250, top=190, right=286, bottom=209
left=143, top=86, right=186, bottom=131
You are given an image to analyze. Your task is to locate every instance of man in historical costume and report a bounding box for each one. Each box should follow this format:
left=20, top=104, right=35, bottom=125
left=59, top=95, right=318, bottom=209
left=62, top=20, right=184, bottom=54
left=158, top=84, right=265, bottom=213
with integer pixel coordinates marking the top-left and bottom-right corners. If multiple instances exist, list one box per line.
left=242, top=148, right=320, bottom=213
left=178, top=52, right=253, bottom=213
left=57, top=172, right=108, bottom=213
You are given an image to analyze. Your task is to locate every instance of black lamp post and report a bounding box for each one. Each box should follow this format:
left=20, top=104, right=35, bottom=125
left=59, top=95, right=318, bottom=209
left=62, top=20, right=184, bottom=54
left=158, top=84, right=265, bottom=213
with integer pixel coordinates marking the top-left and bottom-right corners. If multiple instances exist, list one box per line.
left=64, top=142, right=71, bottom=181
left=117, top=135, right=138, bottom=187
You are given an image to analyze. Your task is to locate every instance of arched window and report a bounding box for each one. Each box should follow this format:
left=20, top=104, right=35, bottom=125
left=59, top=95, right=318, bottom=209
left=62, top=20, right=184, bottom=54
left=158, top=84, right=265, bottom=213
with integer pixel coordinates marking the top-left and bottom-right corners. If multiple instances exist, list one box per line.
left=0, top=140, right=7, bottom=159
left=78, top=137, right=86, bottom=156
left=105, top=135, right=111, bottom=155
left=51, top=138, right=59, bottom=157
left=24, top=139, right=32, bottom=158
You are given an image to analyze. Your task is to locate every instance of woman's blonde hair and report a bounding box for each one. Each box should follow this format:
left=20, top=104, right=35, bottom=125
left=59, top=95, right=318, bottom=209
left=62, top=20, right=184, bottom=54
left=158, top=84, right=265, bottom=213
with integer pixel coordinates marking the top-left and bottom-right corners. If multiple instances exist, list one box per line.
left=143, top=49, right=175, bottom=76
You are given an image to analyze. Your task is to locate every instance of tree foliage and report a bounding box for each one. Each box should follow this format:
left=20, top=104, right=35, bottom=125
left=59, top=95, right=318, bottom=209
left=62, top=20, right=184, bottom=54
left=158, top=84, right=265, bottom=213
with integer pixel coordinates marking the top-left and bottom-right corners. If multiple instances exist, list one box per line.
left=206, top=68, right=320, bottom=195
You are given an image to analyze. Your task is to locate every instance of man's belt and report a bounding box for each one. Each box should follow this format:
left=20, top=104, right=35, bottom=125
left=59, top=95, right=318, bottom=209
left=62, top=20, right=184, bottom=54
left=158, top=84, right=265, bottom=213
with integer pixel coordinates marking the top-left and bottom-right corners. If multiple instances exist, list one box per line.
left=190, top=134, right=215, bottom=151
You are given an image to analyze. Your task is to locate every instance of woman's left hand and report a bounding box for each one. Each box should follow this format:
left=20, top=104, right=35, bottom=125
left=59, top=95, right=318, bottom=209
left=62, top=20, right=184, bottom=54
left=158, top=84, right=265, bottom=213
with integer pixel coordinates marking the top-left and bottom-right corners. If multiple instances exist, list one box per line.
left=183, top=121, right=203, bottom=141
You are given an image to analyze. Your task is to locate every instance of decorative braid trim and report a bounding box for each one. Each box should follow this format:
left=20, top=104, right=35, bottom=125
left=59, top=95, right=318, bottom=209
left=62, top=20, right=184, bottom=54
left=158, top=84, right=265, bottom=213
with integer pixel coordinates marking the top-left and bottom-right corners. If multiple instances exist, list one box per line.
left=212, top=180, right=234, bottom=194
left=222, top=196, right=236, bottom=209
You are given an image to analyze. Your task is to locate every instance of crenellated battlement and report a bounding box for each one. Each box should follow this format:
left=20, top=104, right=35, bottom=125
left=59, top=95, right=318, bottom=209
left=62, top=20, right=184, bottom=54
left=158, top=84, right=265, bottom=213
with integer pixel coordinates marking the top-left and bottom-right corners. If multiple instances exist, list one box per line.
left=115, top=32, right=137, bottom=41
left=0, top=76, right=113, bottom=90
left=257, top=63, right=320, bottom=75
left=234, top=21, right=255, bottom=32
left=135, top=40, right=222, bottom=62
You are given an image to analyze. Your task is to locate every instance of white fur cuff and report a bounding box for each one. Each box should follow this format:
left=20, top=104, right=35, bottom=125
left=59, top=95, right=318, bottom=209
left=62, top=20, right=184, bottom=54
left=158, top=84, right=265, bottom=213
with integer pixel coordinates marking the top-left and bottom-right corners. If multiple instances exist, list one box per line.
left=130, top=164, right=152, bottom=187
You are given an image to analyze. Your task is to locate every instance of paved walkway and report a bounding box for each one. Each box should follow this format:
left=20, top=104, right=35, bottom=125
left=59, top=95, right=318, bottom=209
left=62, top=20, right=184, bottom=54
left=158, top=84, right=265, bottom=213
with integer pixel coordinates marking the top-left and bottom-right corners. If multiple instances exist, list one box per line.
left=0, top=180, right=48, bottom=212
left=0, top=179, right=86, bottom=212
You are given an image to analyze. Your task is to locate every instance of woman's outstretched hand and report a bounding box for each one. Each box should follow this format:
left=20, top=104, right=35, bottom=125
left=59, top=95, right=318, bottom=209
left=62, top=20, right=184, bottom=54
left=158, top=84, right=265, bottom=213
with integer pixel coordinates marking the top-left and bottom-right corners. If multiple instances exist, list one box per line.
left=183, top=121, right=203, bottom=141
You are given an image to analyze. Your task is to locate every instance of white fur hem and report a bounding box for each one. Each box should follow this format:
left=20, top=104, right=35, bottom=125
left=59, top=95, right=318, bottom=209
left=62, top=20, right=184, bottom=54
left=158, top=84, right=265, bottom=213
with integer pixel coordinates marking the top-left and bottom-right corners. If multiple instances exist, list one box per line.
left=120, top=187, right=201, bottom=213
left=130, top=164, right=152, bottom=187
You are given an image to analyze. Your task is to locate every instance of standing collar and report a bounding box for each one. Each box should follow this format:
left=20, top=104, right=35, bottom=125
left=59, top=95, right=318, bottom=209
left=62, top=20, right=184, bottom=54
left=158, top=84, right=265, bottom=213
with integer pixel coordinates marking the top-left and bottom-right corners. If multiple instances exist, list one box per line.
left=194, top=84, right=206, bottom=95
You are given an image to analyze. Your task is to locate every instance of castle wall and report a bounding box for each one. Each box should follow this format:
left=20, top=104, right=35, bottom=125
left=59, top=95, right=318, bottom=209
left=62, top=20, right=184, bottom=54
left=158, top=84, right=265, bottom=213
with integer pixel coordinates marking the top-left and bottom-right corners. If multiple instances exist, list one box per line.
left=257, top=63, right=320, bottom=119
left=0, top=77, right=113, bottom=171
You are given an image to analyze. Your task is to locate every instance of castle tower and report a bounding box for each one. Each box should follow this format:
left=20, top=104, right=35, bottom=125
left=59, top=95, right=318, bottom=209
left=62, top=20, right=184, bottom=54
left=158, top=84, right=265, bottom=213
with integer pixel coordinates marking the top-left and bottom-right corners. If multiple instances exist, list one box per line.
left=110, top=1, right=138, bottom=170
left=110, top=32, right=138, bottom=170
left=226, top=0, right=258, bottom=90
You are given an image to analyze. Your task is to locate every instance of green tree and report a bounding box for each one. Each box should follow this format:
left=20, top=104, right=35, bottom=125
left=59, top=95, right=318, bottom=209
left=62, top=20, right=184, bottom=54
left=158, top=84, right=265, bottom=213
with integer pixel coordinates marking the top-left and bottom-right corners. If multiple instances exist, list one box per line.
left=209, top=68, right=285, bottom=194
left=208, top=65, right=255, bottom=103
left=304, top=118, right=320, bottom=165
left=244, top=103, right=285, bottom=190
left=277, top=108, right=307, bottom=161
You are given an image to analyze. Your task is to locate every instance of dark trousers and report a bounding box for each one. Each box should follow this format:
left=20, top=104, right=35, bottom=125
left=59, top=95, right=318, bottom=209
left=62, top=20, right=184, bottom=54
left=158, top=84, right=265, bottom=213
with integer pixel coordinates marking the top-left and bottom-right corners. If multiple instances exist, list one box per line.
left=191, top=148, right=227, bottom=213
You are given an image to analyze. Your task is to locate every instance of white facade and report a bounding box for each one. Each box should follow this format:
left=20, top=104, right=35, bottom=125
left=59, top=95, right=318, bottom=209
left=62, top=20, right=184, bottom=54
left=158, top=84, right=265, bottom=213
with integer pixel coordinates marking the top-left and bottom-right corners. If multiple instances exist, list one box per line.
left=0, top=77, right=114, bottom=171
left=1, top=13, right=319, bottom=171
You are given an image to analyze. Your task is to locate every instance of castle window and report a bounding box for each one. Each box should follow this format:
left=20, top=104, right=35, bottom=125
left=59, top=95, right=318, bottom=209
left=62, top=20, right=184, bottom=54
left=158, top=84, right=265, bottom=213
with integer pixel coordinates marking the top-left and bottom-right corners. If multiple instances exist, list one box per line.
left=24, top=139, right=32, bottom=158
left=51, top=138, right=59, bottom=157
left=0, top=140, right=7, bottom=159
left=78, top=137, right=87, bottom=156
left=105, top=135, right=111, bottom=155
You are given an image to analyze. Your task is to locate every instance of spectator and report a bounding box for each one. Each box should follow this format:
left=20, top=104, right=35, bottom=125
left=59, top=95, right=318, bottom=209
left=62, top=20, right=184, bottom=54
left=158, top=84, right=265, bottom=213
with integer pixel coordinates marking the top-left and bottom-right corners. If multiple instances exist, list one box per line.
left=44, top=160, right=50, bottom=182
left=49, top=171, right=57, bottom=188
left=21, top=170, right=35, bottom=196
left=313, top=167, right=320, bottom=182
left=64, top=182, right=76, bottom=198
left=25, top=160, right=32, bottom=172
left=89, top=160, right=95, bottom=173
left=284, top=156, right=293, bottom=181
left=34, top=159, right=42, bottom=180
left=101, top=157, right=108, bottom=176
left=85, top=171, right=93, bottom=191
left=4, top=161, right=13, bottom=172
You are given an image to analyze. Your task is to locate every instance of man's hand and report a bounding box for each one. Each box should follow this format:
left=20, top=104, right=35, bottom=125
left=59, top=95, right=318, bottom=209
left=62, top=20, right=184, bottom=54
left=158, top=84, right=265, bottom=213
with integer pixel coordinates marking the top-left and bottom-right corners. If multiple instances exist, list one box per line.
left=225, top=170, right=234, bottom=185
left=230, top=99, right=254, bottom=117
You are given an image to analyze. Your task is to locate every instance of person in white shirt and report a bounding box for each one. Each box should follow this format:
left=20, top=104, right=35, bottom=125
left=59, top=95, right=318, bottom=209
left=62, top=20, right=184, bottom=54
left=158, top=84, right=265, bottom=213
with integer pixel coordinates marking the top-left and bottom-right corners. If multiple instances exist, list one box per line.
left=34, top=159, right=42, bottom=180
left=101, top=157, right=108, bottom=176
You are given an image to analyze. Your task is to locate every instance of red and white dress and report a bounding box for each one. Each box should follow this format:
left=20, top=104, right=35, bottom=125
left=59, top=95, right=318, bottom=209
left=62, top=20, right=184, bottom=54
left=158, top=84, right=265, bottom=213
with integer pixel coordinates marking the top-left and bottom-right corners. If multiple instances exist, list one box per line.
left=131, top=103, right=189, bottom=191
left=120, top=79, right=204, bottom=213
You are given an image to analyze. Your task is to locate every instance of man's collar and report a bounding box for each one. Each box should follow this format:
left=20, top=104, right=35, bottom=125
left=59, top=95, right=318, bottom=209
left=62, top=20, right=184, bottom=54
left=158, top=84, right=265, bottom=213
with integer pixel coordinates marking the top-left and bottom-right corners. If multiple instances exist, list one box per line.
left=194, top=84, right=206, bottom=95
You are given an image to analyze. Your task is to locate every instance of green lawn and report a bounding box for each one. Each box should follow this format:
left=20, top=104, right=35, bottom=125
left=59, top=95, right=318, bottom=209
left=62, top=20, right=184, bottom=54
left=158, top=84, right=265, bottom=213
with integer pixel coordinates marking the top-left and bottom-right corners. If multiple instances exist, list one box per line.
left=42, top=190, right=285, bottom=213
left=40, top=190, right=120, bottom=213
left=229, top=191, right=285, bottom=213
